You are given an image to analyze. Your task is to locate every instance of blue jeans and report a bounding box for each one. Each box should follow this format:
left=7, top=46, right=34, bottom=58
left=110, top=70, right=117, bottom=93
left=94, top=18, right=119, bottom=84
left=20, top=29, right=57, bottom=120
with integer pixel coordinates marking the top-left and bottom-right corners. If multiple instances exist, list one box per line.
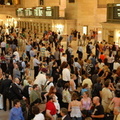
left=72, top=117, right=82, bottom=120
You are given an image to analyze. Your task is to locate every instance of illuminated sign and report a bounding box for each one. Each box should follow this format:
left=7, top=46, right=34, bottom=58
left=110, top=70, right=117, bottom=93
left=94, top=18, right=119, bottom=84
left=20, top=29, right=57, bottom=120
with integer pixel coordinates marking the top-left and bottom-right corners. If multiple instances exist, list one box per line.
left=46, top=7, right=52, bottom=16
left=17, top=8, right=24, bottom=17
left=34, top=7, right=43, bottom=16
left=25, top=8, right=32, bottom=16
left=16, top=6, right=59, bottom=19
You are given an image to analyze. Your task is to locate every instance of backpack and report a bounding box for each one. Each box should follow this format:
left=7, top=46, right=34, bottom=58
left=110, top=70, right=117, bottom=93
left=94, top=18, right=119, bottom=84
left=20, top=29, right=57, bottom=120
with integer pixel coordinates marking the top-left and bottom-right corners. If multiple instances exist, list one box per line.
left=6, top=84, right=15, bottom=100
left=23, top=85, right=30, bottom=98
left=17, top=61, right=23, bottom=71
left=42, top=81, right=52, bottom=92
left=59, top=36, right=63, bottom=41
left=49, top=35, right=54, bottom=43
left=65, top=49, right=70, bottom=55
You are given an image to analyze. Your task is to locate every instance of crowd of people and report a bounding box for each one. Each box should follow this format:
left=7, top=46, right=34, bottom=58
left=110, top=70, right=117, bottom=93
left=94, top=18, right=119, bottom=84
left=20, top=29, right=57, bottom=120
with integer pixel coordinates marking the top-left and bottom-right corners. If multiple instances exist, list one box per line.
left=0, top=26, right=120, bottom=120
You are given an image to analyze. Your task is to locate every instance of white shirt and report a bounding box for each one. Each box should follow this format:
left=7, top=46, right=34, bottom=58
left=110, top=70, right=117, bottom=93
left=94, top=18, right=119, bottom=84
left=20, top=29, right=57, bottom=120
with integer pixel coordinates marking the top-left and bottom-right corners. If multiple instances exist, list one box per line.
left=13, top=51, right=20, bottom=61
left=78, top=46, right=83, bottom=52
left=33, top=113, right=45, bottom=120
left=62, top=68, right=70, bottom=81
left=98, top=62, right=104, bottom=69
left=74, top=62, right=81, bottom=70
left=46, top=81, right=54, bottom=93
left=113, top=62, right=120, bottom=70
left=34, top=73, right=46, bottom=90
left=62, top=115, right=67, bottom=120
left=1, top=41, right=6, bottom=48
left=82, top=78, right=93, bottom=89
left=33, top=58, right=40, bottom=67
left=61, top=56, right=67, bottom=64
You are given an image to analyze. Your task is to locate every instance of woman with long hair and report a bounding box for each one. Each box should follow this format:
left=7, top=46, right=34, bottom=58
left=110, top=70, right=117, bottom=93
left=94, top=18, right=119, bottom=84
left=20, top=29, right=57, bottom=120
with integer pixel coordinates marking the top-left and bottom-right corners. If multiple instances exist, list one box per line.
left=81, top=92, right=92, bottom=119
left=62, top=83, right=71, bottom=108
left=68, top=92, right=82, bottom=120
left=45, top=86, right=60, bottom=114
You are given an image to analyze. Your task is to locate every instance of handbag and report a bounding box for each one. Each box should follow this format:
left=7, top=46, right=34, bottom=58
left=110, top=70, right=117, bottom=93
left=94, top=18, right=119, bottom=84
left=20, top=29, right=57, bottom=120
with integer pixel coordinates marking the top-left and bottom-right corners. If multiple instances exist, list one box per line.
left=108, top=101, right=114, bottom=111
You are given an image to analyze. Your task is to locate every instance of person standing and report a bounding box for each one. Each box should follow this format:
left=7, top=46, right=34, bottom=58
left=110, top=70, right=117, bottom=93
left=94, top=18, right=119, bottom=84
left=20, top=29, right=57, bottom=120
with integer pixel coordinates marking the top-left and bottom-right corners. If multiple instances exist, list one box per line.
left=78, top=32, right=81, bottom=45
left=26, top=43, right=32, bottom=61
left=32, top=105, right=45, bottom=120
left=13, top=64, right=21, bottom=80
left=60, top=108, right=71, bottom=120
left=77, top=45, right=83, bottom=59
left=101, top=80, right=113, bottom=113
left=11, top=78, right=26, bottom=100
left=9, top=99, right=24, bottom=120
left=82, top=34, right=86, bottom=46
left=0, top=73, right=12, bottom=111
left=13, top=48, right=20, bottom=61
left=30, top=84, right=41, bottom=104
left=33, top=55, right=40, bottom=79
left=1, top=40, right=6, bottom=55
left=46, top=95, right=57, bottom=120
left=62, top=63, right=70, bottom=86
left=91, top=97, right=104, bottom=120
left=68, top=92, right=82, bottom=120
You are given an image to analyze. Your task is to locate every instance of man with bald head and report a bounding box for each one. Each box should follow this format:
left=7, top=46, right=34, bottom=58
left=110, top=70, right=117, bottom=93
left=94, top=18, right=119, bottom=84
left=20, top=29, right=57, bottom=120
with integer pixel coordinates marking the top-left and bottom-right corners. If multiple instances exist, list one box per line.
left=11, top=78, right=26, bottom=100
left=91, top=96, right=104, bottom=120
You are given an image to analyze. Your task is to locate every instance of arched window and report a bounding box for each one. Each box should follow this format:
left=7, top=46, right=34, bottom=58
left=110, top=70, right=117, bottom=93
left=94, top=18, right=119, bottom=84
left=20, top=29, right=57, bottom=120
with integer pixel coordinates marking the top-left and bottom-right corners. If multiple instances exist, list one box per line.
left=40, top=0, right=44, bottom=5
left=69, top=0, right=75, bottom=3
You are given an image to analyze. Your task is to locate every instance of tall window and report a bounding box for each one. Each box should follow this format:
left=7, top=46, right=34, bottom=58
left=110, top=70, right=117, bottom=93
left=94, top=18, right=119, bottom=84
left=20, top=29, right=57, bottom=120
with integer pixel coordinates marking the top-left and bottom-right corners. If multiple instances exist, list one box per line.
left=69, top=0, right=75, bottom=3
left=40, top=0, right=44, bottom=5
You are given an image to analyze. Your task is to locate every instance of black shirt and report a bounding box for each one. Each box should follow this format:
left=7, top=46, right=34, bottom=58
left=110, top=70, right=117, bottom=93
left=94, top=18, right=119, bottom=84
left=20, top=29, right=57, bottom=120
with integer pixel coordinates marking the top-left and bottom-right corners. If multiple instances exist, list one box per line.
left=92, top=83, right=102, bottom=97
left=92, top=105, right=104, bottom=120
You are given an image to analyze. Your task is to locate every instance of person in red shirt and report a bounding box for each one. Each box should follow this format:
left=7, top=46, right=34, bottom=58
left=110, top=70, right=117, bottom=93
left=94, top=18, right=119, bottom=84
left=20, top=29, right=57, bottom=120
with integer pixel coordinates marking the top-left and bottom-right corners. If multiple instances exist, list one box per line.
left=99, top=52, right=106, bottom=62
left=46, top=95, right=57, bottom=120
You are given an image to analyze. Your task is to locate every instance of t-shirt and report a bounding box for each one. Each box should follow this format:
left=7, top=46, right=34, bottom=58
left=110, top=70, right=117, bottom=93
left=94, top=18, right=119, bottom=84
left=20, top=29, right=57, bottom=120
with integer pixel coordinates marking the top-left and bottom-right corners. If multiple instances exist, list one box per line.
left=92, top=83, right=102, bottom=97
left=33, top=113, right=45, bottom=120
left=92, top=105, right=104, bottom=120
left=34, top=73, right=46, bottom=90
left=82, top=78, right=92, bottom=88
left=46, top=101, right=56, bottom=115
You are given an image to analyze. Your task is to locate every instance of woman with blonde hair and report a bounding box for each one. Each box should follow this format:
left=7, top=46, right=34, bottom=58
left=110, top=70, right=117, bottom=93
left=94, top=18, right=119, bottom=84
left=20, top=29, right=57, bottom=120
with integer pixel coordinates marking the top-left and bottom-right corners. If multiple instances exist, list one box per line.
left=81, top=91, right=92, bottom=119
left=69, top=74, right=77, bottom=92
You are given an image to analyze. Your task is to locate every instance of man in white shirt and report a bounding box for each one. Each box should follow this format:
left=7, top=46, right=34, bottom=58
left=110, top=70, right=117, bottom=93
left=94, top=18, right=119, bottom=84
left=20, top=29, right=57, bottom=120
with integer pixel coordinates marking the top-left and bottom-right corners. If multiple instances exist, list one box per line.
left=1, top=40, right=6, bottom=54
left=45, top=76, right=54, bottom=93
left=33, top=55, right=40, bottom=78
left=61, top=53, right=67, bottom=64
left=62, top=63, right=70, bottom=86
left=113, top=61, right=120, bottom=70
left=13, top=49, right=20, bottom=61
left=34, top=72, right=47, bottom=91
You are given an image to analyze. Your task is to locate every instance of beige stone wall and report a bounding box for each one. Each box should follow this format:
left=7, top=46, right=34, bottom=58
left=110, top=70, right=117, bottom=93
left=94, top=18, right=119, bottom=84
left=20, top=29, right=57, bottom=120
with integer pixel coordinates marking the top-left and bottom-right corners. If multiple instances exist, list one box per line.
left=21, top=0, right=39, bottom=8
left=77, top=0, right=106, bottom=30
left=65, top=0, right=77, bottom=19
left=44, top=0, right=59, bottom=6
left=114, top=0, right=120, bottom=3
left=102, top=22, right=120, bottom=45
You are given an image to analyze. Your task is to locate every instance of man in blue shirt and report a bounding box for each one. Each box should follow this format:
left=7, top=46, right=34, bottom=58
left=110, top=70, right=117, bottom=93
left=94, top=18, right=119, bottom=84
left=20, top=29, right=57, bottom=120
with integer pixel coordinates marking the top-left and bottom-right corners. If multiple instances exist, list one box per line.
left=9, top=99, right=24, bottom=120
